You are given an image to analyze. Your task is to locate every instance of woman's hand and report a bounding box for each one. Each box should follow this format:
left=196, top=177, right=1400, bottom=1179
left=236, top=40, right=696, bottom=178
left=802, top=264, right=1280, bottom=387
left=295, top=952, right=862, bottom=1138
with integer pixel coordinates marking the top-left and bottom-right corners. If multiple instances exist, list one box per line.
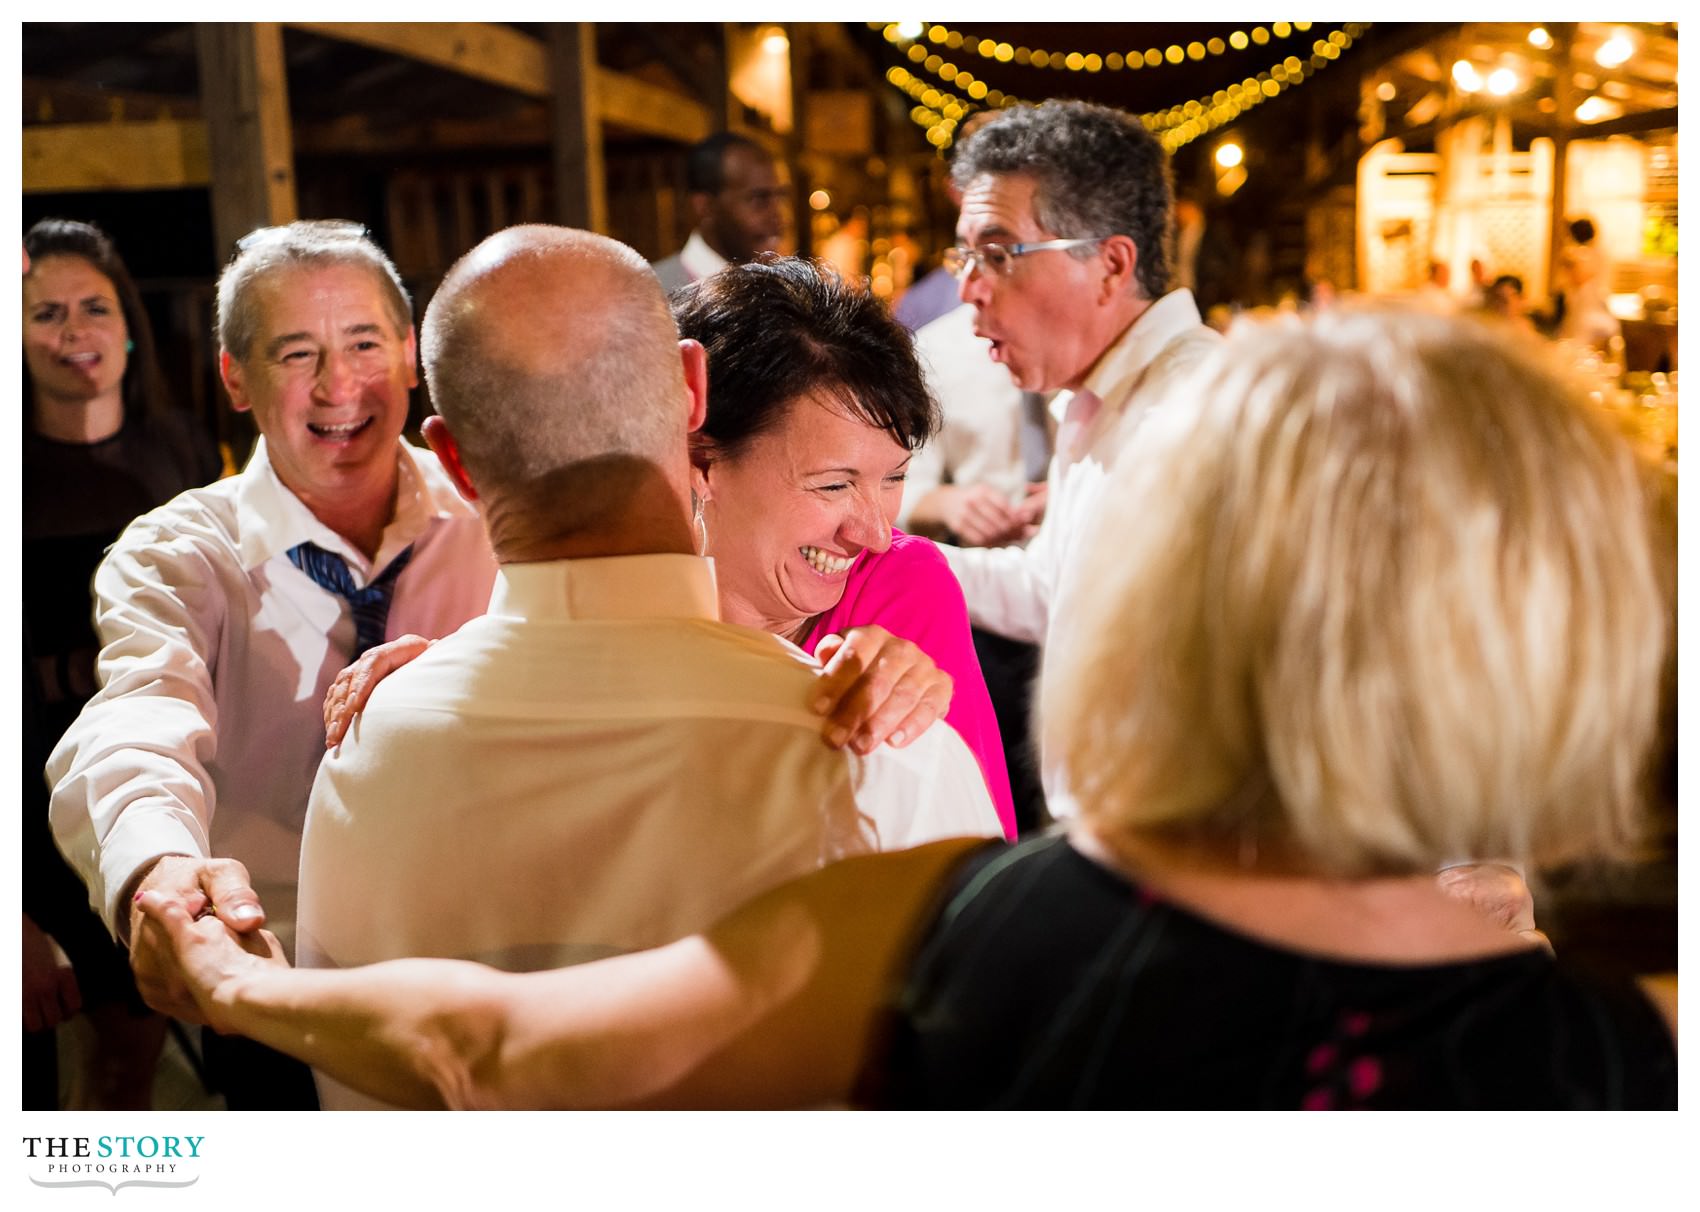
left=22, top=914, right=80, bottom=1033
left=1436, top=863, right=1552, bottom=952
left=324, top=634, right=435, bottom=748
left=811, top=625, right=953, bottom=754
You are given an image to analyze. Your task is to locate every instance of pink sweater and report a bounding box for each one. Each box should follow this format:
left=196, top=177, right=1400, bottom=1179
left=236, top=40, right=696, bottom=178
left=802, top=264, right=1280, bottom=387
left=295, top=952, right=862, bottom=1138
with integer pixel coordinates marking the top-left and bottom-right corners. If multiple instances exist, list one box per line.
left=801, top=530, right=1017, bottom=839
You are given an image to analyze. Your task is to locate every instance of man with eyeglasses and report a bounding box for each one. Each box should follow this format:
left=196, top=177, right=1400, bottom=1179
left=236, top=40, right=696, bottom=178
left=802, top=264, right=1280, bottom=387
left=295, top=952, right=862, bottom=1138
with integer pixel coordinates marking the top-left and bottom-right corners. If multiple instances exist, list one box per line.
left=652, top=132, right=789, bottom=293
left=47, top=221, right=499, bottom=1107
left=936, top=100, right=1222, bottom=822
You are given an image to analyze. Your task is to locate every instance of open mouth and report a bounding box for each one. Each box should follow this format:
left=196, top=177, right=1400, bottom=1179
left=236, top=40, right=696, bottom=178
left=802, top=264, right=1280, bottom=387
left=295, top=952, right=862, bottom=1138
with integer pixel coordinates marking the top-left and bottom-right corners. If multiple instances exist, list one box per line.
left=799, top=546, right=854, bottom=576
left=307, top=417, right=374, bottom=441
left=61, top=352, right=101, bottom=369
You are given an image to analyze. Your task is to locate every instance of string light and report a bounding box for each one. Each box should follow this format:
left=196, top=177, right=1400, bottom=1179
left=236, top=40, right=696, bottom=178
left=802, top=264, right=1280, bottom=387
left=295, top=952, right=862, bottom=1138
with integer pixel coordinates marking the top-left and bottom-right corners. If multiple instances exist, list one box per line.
left=879, top=23, right=1369, bottom=151
left=872, top=20, right=1314, bottom=72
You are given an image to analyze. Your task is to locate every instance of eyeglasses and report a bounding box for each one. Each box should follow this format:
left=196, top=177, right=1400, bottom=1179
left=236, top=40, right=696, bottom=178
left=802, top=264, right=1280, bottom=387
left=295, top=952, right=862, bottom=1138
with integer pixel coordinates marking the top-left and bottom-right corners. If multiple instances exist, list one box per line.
left=942, top=237, right=1106, bottom=279
left=234, top=220, right=370, bottom=256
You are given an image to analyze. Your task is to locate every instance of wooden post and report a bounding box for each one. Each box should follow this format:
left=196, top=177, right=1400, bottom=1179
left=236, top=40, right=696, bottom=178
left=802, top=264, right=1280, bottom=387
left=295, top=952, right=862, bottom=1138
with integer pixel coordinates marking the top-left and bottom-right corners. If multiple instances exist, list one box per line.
left=195, top=23, right=298, bottom=263
left=713, top=23, right=738, bottom=130
left=1547, top=23, right=1578, bottom=302
left=785, top=22, right=811, bottom=257
left=547, top=23, right=607, bottom=234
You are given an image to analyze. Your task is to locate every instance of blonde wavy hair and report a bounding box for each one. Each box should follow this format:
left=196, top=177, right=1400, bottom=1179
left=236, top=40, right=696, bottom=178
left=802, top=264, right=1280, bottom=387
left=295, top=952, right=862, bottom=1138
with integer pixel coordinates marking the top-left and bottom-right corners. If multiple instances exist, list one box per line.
left=1042, top=308, right=1668, bottom=875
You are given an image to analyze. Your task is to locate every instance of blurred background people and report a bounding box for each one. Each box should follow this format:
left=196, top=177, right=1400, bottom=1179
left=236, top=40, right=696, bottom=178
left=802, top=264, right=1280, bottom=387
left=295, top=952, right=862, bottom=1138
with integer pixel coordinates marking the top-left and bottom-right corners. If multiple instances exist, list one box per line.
left=139, top=307, right=1675, bottom=1109
left=22, top=217, right=220, bottom=1108
left=1413, top=259, right=1456, bottom=312
left=1555, top=217, right=1621, bottom=351
left=1172, top=191, right=1237, bottom=317
left=894, top=111, right=1002, bottom=336
left=652, top=133, right=789, bottom=292
left=1481, top=273, right=1535, bottom=335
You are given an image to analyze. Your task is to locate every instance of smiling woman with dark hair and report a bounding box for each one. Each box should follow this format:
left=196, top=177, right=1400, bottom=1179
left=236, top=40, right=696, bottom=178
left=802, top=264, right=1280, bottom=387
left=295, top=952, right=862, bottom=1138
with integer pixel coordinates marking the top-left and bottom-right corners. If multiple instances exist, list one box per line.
left=22, top=218, right=220, bottom=1107
left=669, top=258, right=1014, bottom=836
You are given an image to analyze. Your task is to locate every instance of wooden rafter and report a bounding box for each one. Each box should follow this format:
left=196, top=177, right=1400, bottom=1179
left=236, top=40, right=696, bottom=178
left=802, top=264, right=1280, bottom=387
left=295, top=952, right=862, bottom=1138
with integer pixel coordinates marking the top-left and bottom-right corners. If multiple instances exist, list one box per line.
left=287, top=21, right=550, bottom=97
left=22, top=119, right=209, bottom=192
left=289, top=21, right=712, bottom=144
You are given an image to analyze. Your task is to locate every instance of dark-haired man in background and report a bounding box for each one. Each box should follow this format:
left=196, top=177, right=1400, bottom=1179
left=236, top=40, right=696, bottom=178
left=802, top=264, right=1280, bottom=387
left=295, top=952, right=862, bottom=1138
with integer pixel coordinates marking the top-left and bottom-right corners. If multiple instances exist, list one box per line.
left=652, top=133, right=788, bottom=292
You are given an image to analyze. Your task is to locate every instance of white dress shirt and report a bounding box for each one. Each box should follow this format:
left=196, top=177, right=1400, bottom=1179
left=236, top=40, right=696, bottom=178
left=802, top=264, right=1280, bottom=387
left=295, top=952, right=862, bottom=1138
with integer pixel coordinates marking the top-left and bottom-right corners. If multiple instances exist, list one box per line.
left=941, top=289, right=1221, bottom=647
left=297, top=553, right=999, bottom=1108
left=899, top=303, right=1048, bottom=530
left=46, top=439, right=498, bottom=952
left=652, top=231, right=729, bottom=294
left=941, top=290, right=1221, bottom=820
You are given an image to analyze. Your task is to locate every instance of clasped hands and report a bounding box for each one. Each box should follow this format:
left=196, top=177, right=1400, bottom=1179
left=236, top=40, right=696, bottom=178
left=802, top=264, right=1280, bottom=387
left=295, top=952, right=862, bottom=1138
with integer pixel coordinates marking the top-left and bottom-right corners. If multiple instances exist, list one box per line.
left=125, top=854, right=281, bottom=1025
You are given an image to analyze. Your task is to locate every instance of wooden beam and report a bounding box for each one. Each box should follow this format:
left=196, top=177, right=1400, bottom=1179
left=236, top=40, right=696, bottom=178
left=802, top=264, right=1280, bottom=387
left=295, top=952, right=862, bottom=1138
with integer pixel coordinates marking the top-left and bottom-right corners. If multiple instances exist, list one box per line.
left=594, top=67, right=711, bottom=142
left=196, top=23, right=298, bottom=262
left=548, top=24, right=607, bottom=233
left=294, top=109, right=552, bottom=156
left=1573, top=105, right=1678, bottom=139
left=22, top=120, right=209, bottom=192
left=291, top=21, right=709, bottom=144
left=288, top=22, right=550, bottom=97
left=23, top=78, right=200, bottom=125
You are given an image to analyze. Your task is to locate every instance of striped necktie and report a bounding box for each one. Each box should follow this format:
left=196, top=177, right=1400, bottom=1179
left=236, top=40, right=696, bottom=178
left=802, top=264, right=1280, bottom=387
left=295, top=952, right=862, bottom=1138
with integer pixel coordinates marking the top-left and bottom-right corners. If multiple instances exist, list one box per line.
left=286, top=542, right=414, bottom=658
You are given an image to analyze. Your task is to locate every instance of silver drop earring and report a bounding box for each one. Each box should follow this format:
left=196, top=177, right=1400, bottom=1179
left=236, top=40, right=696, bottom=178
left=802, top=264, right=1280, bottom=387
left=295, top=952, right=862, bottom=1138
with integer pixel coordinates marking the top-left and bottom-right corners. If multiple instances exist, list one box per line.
left=691, top=490, right=708, bottom=557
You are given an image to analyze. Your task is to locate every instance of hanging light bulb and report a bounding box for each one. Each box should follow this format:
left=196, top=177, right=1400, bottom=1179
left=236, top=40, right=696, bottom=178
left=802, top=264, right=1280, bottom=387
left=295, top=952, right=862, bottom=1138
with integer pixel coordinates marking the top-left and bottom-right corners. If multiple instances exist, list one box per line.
left=1486, top=67, right=1520, bottom=96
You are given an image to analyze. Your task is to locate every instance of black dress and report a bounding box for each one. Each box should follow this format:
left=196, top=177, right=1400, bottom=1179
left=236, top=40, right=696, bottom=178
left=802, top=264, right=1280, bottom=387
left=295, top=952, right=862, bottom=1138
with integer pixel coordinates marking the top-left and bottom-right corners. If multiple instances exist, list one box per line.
left=866, top=835, right=1676, bottom=1109
left=22, top=410, right=220, bottom=1010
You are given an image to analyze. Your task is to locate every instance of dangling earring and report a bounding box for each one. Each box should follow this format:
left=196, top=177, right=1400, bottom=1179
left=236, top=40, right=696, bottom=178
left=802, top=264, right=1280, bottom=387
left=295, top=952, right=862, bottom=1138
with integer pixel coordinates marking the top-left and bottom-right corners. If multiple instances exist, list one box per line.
left=124, top=339, right=135, bottom=353
left=690, top=490, right=709, bottom=557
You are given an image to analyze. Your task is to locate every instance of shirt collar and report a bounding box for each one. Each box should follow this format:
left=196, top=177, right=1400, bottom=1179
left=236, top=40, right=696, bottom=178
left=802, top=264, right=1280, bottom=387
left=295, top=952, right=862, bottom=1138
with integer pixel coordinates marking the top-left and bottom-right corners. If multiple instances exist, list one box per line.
left=488, top=553, right=722, bottom=623
left=233, top=438, right=479, bottom=581
left=679, top=230, right=729, bottom=283
left=1051, top=289, right=1205, bottom=424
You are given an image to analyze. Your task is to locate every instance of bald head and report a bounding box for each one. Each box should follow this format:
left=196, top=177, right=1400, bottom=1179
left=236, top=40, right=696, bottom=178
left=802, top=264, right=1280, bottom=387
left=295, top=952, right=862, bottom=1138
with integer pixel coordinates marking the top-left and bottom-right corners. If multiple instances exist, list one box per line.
left=422, top=225, right=687, bottom=503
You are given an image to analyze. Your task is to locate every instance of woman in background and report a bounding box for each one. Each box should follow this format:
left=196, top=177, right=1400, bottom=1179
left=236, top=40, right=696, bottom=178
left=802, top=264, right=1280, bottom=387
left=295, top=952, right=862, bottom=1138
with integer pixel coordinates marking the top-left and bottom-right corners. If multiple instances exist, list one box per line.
left=23, top=218, right=221, bottom=1107
left=162, top=308, right=1674, bottom=1108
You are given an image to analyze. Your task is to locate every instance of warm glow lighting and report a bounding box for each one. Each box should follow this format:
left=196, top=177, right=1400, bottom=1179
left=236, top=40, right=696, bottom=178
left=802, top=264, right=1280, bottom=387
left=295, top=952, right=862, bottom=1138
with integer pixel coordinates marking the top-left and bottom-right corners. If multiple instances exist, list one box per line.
left=1575, top=96, right=1622, bottom=123
left=1528, top=27, right=1553, bottom=50
left=809, top=190, right=831, bottom=211
left=896, top=21, right=924, bottom=40
left=1376, top=80, right=1397, bottom=101
left=1486, top=67, right=1519, bottom=96
left=1595, top=31, right=1634, bottom=68
left=1452, top=60, right=1482, bottom=92
left=762, top=28, right=788, bottom=54
left=1215, top=140, right=1244, bottom=168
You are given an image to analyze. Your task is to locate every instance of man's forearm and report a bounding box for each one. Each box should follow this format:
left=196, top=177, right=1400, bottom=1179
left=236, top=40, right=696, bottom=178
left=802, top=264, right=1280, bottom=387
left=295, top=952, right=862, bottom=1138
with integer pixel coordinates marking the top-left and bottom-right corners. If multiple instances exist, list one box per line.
left=940, top=540, right=1050, bottom=645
